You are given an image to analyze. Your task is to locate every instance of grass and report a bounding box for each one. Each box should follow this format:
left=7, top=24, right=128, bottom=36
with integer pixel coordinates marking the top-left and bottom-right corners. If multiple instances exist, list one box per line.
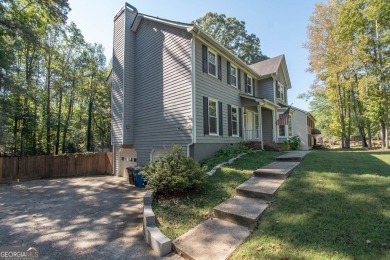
left=153, top=151, right=283, bottom=239
left=231, top=150, right=390, bottom=260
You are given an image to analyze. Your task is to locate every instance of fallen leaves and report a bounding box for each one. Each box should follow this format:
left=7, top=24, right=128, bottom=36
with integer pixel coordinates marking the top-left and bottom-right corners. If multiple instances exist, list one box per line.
left=256, top=245, right=264, bottom=251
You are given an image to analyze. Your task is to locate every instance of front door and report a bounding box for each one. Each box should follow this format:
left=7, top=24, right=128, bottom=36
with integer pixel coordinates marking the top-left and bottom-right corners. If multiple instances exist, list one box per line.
left=245, top=111, right=259, bottom=140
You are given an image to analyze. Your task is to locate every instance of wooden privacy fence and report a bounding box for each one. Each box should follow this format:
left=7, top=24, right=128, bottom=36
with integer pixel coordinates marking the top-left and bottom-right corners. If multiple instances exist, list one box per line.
left=0, top=152, right=112, bottom=184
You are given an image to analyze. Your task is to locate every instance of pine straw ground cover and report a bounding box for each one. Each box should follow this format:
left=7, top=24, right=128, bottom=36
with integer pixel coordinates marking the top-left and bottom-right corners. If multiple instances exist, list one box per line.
left=152, top=151, right=282, bottom=239
left=232, top=150, right=390, bottom=259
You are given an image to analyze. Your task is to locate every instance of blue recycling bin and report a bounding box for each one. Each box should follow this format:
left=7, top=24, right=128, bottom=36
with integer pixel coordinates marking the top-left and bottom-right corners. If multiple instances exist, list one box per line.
left=134, top=167, right=145, bottom=188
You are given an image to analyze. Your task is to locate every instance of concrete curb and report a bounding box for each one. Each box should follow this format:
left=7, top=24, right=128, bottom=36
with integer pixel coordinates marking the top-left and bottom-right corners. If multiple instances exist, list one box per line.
left=206, top=153, right=246, bottom=176
left=143, top=191, right=172, bottom=256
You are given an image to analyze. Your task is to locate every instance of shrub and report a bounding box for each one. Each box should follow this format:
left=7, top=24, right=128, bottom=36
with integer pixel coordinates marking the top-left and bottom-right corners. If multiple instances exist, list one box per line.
left=283, top=136, right=301, bottom=150
left=141, top=145, right=206, bottom=197
left=215, top=142, right=254, bottom=157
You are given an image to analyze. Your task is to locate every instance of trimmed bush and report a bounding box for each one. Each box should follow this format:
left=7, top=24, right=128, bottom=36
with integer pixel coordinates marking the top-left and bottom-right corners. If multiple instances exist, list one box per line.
left=283, top=136, right=301, bottom=150
left=141, top=145, right=206, bottom=196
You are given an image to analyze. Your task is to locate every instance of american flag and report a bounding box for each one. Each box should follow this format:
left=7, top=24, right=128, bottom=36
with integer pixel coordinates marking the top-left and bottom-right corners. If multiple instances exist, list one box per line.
left=276, top=105, right=291, bottom=125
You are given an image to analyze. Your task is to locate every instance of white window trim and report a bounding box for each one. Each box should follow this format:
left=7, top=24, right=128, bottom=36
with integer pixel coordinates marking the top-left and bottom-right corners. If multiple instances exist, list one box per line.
left=231, top=105, right=239, bottom=137
left=208, top=98, right=219, bottom=136
left=208, top=48, right=217, bottom=78
left=277, top=112, right=287, bottom=138
left=230, top=64, right=238, bottom=88
left=247, top=75, right=253, bottom=95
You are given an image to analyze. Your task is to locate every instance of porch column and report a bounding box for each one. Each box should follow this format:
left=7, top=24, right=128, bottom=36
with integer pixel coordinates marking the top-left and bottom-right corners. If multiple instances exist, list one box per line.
left=272, top=109, right=276, bottom=142
left=257, top=105, right=263, bottom=150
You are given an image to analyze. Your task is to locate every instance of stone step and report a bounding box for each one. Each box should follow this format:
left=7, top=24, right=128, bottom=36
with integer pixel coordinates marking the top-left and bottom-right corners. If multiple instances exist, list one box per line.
left=236, top=177, right=285, bottom=200
left=213, top=196, right=269, bottom=228
left=254, top=161, right=300, bottom=179
left=275, top=151, right=310, bottom=162
left=173, top=218, right=250, bottom=260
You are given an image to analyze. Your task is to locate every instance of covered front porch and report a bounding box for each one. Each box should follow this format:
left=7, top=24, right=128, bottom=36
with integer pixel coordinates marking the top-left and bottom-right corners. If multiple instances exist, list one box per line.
left=240, top=94, right=280, bottom=148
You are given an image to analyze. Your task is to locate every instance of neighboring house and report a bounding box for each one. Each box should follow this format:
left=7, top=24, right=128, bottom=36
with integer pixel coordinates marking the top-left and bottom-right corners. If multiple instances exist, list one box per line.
left=111, top=3, right=317, bottom=177
left=290, top=107, right=318, bottom=150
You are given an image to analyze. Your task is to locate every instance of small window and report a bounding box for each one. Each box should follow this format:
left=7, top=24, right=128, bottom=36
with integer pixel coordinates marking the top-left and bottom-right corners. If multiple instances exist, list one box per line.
left=278, top=113, right=287, bottom=137
left=208, top=99, right=218, bottom=135
left=230, top=65, right=237, bottom=87
left=231, top=106, right=239, bottom=136
left=278, top=83, right=285, bottom=101
left=208, top=49, right=217, bottom=77
left=247, top=75, right=253, bottom=95
left=279, top=124, right=286, bottom=137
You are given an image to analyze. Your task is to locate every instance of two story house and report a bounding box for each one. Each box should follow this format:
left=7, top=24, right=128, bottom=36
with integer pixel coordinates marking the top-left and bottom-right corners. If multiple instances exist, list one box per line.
left=111, top=3, right=317, bottom=177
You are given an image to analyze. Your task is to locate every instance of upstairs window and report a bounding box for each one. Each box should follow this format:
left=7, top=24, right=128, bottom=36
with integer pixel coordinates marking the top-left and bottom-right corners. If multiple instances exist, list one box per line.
left=247, top=75, right=253, bottom=95
left=208, top=49, right=217, bottom=77
left=278, top=83, right=285, bottom=101
left=230, top=65, right=237, bottom=87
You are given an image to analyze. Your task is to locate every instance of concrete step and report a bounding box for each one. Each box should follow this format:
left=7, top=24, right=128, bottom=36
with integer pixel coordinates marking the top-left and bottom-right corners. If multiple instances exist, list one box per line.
left=213, top=196, right=269, bottom=228
left=254, top=161, right=300, bottom=179
left=172, top=218, right=250, bottom=260
left=236, top=177, right=285, bottom=200
left=275, top=151, right=310, bottom=162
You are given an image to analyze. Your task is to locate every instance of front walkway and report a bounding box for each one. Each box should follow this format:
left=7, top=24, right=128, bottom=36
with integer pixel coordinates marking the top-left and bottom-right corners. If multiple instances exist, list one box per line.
left=172, top=151, right=309, bottom=259
left=0, top=176, right=161, bottom=259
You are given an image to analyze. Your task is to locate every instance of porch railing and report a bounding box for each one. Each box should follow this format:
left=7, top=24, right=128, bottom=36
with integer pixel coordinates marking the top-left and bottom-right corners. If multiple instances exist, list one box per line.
left=244, top=130, right=259, bottom=141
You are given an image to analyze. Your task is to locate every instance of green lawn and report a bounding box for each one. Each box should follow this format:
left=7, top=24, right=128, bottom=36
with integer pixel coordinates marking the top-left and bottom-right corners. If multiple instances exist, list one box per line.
left=153, top=151, right=282, bottom=239
left=232, top=150, right=390, bottom=259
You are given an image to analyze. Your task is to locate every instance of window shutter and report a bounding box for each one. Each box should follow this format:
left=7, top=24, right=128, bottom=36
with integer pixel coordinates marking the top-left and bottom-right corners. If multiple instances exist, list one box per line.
left=218, top=101, right=223, bottom=136
left=275, top=80, right=280, bottom=98
left=244, top=73, right=248, bottom=93
left=238, top=69, right=241, bottom=90
left=218, top=55, right=222, bottom=80
left=227, top=61, right=231, bottom=85
left=227, top=104, right=232, bottom=136
left=202, top=45, right=208, bottom=73
left=252, top=78, right=255, bottom=96
left=239, top=108, right=243, bottom=138
left=203, top=96, right=209, bottom=135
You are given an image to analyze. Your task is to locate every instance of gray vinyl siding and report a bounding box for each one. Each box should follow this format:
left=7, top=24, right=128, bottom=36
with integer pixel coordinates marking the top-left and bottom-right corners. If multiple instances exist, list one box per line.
left=112, top=11, right=126, bottom=144
left=133, top=19, right=192, bottom=165
left=256, top=78, right=274, bottom=102
left=123, top=11, right=137, bottom=144
left=261, top=108, right=273, bottom=142
left=195, top=39, right=242, bottom=144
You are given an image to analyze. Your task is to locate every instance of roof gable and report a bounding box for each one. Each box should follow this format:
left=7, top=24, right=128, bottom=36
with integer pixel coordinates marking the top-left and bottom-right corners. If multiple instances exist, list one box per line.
left=249, top=55, right=284, bottom=75
left=249, top=55, right=292, bottom=88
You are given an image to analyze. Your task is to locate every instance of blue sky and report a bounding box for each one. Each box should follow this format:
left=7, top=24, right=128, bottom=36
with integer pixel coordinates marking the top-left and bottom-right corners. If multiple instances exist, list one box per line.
left=68, top=0, right=323, bottom=111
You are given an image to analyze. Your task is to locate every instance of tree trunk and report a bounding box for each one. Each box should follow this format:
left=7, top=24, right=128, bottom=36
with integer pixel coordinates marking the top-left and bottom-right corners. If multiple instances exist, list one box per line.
left=336, top=75, right=347, bottom=149
left=46, top=51, right=52, bottom=155
left=61, top=82, right=74, bottom=154
left=86, top=97, right=93, bottom=151
left=351, top=80, right=367, bottom=148
left=367, top=123, right=372, bottom=148
left=55, top=86, right=63, bottom=154
left=380, top=120, right=386, bottom=150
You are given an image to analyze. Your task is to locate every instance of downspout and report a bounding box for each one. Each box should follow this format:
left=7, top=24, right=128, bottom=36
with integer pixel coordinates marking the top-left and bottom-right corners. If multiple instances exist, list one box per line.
left=187, top=36, right=196, bottom=157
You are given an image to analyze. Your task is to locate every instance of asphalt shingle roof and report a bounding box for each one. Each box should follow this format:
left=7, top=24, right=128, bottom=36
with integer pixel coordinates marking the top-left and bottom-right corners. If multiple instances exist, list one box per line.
left=249, top=55, right=284, bottom=76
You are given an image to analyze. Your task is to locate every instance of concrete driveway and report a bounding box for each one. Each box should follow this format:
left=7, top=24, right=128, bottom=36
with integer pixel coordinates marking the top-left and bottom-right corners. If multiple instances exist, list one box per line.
left=0, top=176, right=176, bottom=259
